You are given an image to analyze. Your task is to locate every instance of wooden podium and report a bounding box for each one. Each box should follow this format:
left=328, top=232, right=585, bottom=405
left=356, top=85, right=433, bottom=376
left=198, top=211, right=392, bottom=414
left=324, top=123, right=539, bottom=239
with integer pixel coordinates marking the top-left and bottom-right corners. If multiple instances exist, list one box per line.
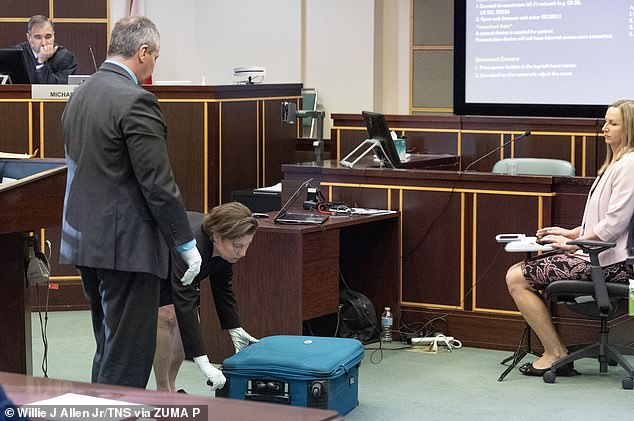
left=0, top=158, right=66, bottom=374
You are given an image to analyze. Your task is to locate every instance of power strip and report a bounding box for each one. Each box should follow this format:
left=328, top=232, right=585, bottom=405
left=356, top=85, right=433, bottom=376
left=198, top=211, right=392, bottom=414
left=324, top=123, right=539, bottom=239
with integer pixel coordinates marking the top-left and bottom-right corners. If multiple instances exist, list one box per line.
left=411, top=336, right=454, bottom=345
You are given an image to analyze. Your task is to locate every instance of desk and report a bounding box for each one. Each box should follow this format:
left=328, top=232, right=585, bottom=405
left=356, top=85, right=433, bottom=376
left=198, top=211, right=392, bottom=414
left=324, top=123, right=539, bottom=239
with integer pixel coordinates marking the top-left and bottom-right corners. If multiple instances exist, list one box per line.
left=0, top=372, right=342, bottom=421
left=341, top=153, right=458, bottom=170
left=398, top=153, right=458, bottom=170
left=200, top=212, right=399, bottom=362
left=0, top=159, right=66, bottom=375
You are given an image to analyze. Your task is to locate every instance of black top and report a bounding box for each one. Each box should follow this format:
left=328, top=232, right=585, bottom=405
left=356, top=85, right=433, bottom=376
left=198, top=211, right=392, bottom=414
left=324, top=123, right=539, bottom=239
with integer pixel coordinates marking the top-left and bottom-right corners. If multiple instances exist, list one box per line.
left=15, top=42, right=77, bottom=84
left=167, top=212, right=241, bottom=358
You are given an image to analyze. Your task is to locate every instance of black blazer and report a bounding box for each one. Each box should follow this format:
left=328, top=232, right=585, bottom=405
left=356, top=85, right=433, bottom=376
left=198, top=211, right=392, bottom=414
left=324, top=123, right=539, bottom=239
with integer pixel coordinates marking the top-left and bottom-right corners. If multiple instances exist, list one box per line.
left=15, top=42, right=77, bottom=84
left=171, top=212, right=241, bottom=358
left=60, top=62, right=193, bottom=279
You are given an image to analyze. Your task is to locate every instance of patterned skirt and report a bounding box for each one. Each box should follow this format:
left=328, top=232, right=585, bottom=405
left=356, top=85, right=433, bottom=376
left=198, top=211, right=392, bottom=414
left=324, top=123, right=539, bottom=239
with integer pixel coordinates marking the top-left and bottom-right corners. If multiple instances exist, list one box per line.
left=522, top=250, right=631, bottom=290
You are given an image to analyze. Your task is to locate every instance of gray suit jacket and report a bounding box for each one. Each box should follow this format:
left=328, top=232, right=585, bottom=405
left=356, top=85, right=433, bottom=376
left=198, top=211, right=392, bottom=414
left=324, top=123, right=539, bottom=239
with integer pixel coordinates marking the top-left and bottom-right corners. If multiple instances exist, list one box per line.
left=60, top=61, right=193, bottom=278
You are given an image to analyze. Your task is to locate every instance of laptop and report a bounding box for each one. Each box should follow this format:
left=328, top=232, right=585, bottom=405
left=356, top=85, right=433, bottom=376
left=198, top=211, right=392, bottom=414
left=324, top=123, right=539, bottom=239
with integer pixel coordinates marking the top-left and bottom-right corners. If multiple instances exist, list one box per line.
left=67, top=74, right=91, bottom=85
left=273, top=178, right=329, bottom=225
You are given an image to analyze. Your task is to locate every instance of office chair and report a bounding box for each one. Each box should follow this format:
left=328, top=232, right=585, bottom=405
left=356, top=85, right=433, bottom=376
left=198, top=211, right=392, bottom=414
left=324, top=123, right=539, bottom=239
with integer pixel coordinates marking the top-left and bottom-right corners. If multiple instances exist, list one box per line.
left=301, top=88, right=318, bottom=138
left=492, top=157, right=575, bottom=176
left=542, top=214, right=634, bottom=389
left=494, top=157, right=575, bottom=381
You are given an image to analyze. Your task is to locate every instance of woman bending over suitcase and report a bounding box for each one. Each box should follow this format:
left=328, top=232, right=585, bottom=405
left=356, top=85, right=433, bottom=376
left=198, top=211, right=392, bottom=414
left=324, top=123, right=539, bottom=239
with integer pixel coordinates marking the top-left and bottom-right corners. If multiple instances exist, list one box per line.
left=153, top=203, right=260, bottom=392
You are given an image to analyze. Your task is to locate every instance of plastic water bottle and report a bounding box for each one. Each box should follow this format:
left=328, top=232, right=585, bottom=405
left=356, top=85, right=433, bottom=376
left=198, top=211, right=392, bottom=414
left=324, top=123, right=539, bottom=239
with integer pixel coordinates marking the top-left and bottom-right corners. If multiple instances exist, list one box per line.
left=381, top=307, right=393, bottom=343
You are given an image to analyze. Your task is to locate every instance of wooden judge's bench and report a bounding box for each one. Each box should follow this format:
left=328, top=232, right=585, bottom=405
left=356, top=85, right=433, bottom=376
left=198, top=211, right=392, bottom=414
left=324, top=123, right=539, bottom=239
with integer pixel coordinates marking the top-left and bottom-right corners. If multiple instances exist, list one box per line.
left=0, top=83, right=302, bottom=206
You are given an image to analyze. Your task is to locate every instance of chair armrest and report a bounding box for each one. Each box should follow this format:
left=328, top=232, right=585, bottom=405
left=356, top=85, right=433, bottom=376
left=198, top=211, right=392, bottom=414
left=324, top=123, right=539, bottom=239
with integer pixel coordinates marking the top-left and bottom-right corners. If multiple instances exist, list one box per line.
left=566, top=239, right=616, bottom=315
left=567, top=239, right=616, bottom=249
left=567, top=240, right=615, bottom=266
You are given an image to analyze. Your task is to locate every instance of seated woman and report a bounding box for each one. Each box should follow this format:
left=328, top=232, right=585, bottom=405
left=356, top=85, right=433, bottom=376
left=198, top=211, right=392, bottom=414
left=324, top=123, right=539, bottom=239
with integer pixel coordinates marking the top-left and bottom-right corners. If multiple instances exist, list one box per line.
left=505, top=99, right=634, bottom=376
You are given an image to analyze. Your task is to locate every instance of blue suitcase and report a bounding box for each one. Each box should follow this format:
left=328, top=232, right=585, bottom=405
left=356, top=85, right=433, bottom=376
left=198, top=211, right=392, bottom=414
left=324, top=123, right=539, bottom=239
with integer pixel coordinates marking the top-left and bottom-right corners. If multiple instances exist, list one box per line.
left=217, top=335, right=364, bottom=416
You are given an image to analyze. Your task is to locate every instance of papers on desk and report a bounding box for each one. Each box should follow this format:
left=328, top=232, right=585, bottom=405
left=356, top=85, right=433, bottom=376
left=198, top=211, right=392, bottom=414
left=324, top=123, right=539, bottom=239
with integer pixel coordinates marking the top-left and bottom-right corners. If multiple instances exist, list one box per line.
left=349, top=208, right=396, bottom=216
left=153, top=80, right=193, bottom=85
left=23, top=392, right=150, bottom=421
left=0, top=151, right=33, bottom=159
left=254, top=182, right=282, bottom=193
left=1, top=177, right=18, bottom=185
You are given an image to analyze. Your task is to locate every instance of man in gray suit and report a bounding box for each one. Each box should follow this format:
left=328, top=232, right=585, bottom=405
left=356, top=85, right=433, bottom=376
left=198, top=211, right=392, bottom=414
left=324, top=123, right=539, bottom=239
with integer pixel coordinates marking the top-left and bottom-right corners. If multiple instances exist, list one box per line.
left=60, top=16, right=202, bottom=388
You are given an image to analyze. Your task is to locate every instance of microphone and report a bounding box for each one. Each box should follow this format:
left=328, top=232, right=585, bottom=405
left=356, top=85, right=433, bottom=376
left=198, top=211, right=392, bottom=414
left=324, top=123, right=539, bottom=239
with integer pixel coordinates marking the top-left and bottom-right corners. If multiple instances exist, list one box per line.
left=88, top=45, right=98, bottom=73
left=463, top=130, right=531, bottom=172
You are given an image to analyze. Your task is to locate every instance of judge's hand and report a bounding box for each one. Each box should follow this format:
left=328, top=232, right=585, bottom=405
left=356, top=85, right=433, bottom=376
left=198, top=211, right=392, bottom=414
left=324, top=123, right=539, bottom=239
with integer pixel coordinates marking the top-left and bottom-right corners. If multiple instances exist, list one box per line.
left=228, top=327, right=259, bottom=353
left=37, top=44, right=58, bottom=64
left=193, top=355, right=226, bottom=391
left=179, top=246, right=202, bottom=286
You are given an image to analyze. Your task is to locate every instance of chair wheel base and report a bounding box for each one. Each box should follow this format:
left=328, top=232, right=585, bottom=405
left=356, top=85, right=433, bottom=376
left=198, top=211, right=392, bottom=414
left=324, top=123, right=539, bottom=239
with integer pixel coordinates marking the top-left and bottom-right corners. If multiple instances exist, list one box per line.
left=622, top=377, right=633, bottom=390
left=543, top=370, right=556, bottom=383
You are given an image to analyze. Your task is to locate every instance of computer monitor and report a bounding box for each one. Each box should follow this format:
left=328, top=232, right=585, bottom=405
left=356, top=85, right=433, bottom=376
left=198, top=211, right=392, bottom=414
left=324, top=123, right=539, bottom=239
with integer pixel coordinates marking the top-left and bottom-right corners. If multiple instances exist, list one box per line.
left=0, top=49, right=31, bottom=84
left=362, top=111, right=401, bottom=168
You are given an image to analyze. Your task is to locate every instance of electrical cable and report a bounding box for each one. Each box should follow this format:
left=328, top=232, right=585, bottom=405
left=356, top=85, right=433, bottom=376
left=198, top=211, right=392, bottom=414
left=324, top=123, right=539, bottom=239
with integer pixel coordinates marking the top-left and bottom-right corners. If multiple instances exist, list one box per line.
left=35, top=282, right=50, bottom=378
left=402, top=133, right=528, bottom=261
left=311, top=208, right=421, bottom=363
left=333, top=305, right=341, bottom=338
left=403, top=246, right=504, bottom=340
left=316, top=201, right=353, bottom=216
left=311, top=200, right=505, bottom=362
left=36, top=238, right=52, bottom=378
left=401, top=170, right=463, bottom=261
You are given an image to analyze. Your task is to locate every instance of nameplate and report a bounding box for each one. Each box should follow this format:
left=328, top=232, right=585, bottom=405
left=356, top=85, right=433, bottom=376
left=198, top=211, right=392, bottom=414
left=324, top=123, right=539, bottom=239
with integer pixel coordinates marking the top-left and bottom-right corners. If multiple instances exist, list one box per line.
left=31, top=84, right=78, bottom=100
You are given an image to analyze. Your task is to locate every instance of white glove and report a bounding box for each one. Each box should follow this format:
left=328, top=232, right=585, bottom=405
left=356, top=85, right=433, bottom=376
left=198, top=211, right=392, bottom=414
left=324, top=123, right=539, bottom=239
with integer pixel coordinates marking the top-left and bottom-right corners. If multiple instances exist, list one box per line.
left=179, top=246, right=202, bottom=286
left=228, top=327, right=259, bottom=353
left=193, top=355, right=226, bottom=391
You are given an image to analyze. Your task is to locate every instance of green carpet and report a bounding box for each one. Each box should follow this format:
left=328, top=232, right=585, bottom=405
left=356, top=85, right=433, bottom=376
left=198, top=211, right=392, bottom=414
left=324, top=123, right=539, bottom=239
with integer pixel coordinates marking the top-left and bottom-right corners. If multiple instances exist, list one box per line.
left=30, top=311, right=634, bottom=420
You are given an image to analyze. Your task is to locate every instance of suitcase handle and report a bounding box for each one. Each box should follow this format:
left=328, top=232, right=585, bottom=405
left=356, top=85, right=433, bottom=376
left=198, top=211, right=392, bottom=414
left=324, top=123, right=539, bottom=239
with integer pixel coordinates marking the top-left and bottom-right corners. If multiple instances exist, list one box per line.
left=245, top=379, right=290, bottom=404
left=245, top=393, right=291, bottom=404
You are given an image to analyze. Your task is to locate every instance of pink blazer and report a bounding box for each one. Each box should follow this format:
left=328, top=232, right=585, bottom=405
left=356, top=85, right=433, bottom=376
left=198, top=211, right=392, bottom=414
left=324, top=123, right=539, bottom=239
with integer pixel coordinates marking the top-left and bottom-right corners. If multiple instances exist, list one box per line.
left=577, top=152, right=634, bottom=266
